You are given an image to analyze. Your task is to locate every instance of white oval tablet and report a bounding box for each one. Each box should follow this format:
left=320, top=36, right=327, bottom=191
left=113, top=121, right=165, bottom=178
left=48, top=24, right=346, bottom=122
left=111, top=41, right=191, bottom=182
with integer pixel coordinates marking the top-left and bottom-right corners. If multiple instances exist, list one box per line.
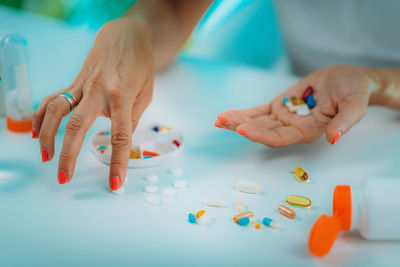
left=296, top=106, right=310, bottom=116
left=235, top=180, right=260, bottom=194
left=144, top=174, right=158, bottom=183
left=111, top=186, right=125, bottom=195
left=162, top=187, right=176, bottom=197
left=204, top=198, right=224, bottom=207
left=144, top=185, right=158, bottom=193
left=174, top=180, right=187, bottom=189
left=168, top=167, right=182, bottom=176
left=146, top=196, right=161, bottom=205
left=197, top=214, right=212, bottom=226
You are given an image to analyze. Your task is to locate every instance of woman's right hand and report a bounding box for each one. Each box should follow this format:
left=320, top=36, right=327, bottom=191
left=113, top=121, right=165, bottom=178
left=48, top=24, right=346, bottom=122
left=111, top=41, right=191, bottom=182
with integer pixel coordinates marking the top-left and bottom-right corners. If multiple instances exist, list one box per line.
left=32, top=17, right=155, bottom=191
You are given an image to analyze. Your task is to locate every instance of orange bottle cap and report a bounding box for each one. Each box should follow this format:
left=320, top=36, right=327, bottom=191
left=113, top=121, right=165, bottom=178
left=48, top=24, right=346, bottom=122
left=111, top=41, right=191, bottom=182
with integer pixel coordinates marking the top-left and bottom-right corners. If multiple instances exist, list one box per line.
left=308, top=214, right=341, bottom=257
left=333, top=185, right=352, bottom=231
left=6, top=115, right=32, bottom=133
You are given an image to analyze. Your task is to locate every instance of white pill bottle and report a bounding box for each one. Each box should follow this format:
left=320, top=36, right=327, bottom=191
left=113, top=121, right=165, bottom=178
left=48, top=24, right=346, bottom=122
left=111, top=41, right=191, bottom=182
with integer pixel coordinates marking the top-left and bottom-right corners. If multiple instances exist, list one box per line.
left=308, top=177, right=400, bottom=257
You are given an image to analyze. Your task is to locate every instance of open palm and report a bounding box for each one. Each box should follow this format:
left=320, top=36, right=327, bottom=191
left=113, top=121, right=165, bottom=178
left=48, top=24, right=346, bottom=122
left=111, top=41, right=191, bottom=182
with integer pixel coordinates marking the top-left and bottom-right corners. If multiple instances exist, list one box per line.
left=215, top=65, right=371, bottom=147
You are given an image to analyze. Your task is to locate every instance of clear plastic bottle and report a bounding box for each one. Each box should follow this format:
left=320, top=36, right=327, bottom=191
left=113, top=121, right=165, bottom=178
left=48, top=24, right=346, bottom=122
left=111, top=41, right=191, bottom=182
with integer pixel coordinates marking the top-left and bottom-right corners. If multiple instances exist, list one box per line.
left=308, top=177, right=400, bottom=257
left=0, top=33, right=33, bottom=132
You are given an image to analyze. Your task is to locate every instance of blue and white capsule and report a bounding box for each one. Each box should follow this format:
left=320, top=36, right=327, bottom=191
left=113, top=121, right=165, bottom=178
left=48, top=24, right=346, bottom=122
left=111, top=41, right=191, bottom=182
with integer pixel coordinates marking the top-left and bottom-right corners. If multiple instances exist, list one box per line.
left=262, top=217, right=280, bottom=229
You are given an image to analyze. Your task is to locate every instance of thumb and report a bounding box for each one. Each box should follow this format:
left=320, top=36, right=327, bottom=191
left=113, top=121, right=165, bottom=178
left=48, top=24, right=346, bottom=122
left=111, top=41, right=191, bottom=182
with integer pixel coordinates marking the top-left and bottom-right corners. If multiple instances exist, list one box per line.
left=326, top=98, right=368, bottom=145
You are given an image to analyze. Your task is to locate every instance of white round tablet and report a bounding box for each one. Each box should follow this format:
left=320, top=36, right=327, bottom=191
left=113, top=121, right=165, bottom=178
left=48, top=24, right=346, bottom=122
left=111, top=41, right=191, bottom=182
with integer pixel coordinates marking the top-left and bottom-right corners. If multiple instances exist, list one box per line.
left=144, top=174, right=158, bottom=183
left=168, top=167, right=182, bottom=176
left=146, top=196, right=161, bottom=205
left=144, top=185, right=158, bottom=193
left=174, top=180, right=187, bottom=189
left=296, top=106, right=310, bottom=116
left=162, top=187, right=176, bottom=197
left=111, top=186, right=125, bottom=195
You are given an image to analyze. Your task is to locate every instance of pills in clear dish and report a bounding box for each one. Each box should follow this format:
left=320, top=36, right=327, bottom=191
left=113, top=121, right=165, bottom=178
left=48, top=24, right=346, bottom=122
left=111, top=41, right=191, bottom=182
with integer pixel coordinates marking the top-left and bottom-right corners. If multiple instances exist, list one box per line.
left=146, top=196, right=161, bottom=205
left=263, top=217, right=280, bottom=229
left=168, top=167, right=182, bottom=176
left=293, top=166, right=308, bottom=182
left=162, top=187, right=176, bottom=197
left=144, top=185, right=158, bottom=193
left=235, top=180, right=260, bottom=194
left=174, top=180, right=187, bottom=189
left=278, top=204, right=296, bottom=219
left=286, top=195, right=311, bottom=207
left=204, top=198, right=224, bottom=207
left=144, top=174, right=158, bottom=183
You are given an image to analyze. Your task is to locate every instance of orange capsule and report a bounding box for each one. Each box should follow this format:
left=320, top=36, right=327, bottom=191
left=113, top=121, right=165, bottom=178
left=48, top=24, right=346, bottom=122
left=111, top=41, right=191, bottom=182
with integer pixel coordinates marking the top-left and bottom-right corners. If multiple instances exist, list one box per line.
left=278, top=204, right=296, bottom=219
left=129, top=150, right=140, bottom=159
left=254, top=223, right=261, bottom=230
left=143, top=151, right=160, bottom=157
left=233, top=211, right=254, bottom=223
left=196, top=210, right=206, bottom=219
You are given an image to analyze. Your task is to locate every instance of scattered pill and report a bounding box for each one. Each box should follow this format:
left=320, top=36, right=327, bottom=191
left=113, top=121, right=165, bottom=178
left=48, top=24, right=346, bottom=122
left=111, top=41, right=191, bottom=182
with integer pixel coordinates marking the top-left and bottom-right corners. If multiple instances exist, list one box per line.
left=293, top=166, right=308, bottom=182
left=306, top=94, right=316, bottom=109
left=263, top=217, right=280, bottom=229
left=301, top=86, right=314, bottom=100
left=111, top=186, right=125, bottom=195
left=144, top=185, right=158, bottom=193
left=238, top=217, right=250, bottom=226
left=249, top=216, right=256, bottom=224
left=197, top=213, right=212, bottom=226
left=152, top=126, right=159, bottom=132
left=233, top=211, right=254, bottom=223
left=286, top=195, right=311, bottom=207
left=174, top=180, right=187, bottom=189
left=162, top=187, right=176, bottom=197
left=143, top=150, right=160, bottom=157
left=146, top=196, right=161, bottom=205
left=144, top=174, right=158, bottom=183
left=204, top=198, right=225, bottom=207
left=173, top=139, right=181, bottom=147
left=278, top=204, right=296, bottom=219
left=296, top=106, right=310, bottom=116
left=130, top=150, right=140, bottom=159
left=168, top=167, right=182, bottom=176
left=188, top=213, right=197, bottom=224
left=159, top=126, right=172, bottom=132
left=235, top=180, right=260, bottom=194
left=99, top=149, right=106, bottom=154
left=254, top=223, right=262, bottom=230
left=235, top=199, right=245, bottom=213
left=196, top=210, right=206, bottom=219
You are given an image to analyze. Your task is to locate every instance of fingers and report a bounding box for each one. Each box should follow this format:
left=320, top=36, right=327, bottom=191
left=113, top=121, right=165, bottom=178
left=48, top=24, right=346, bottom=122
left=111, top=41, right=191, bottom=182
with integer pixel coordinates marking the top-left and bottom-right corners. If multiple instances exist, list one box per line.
left=57, top=97, right=97, bottom=184
left=108, top=97, right=133, bottom=192
left=236, top=123, right=303, bottom=148
left=216, top=104, right=270, bottom=130
left=325, top=97, right=368, bottom=145
left=38, top=90, right=81, bottom=162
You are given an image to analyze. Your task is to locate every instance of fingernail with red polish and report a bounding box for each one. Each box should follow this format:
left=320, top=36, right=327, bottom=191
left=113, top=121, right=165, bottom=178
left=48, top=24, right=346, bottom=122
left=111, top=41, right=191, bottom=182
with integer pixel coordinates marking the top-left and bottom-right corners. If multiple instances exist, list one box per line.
left=215, top=122, right=223, bottom=129
left=236, top=130, right=246, bottom=136
left=111, top=176, right=120, bottom=191
left=331, top=132, right=342, bottom=145
left=32, top=129, right=37, bottom=139
left=217, top=117, right=227, bottom=125
left=58, top=171, right=67, bottom=184
left=41, top=150, right=48, bottom=162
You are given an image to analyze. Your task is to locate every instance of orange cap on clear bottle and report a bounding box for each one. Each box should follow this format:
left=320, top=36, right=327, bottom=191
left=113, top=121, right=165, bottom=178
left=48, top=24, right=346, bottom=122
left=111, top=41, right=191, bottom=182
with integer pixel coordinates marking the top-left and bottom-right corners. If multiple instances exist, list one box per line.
left=308, top=185, right=352, bottom=257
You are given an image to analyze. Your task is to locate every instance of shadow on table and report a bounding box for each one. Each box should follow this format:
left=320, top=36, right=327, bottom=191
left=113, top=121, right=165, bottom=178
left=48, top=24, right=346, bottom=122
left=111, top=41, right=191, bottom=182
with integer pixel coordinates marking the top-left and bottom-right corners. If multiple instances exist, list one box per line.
left=0, top=160, right=40, bottom=193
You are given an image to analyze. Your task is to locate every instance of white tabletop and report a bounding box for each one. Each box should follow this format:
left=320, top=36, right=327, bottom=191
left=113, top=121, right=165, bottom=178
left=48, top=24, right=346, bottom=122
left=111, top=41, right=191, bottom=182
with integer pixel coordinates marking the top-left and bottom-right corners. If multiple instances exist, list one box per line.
left=0, top=6, right=400, bottom=267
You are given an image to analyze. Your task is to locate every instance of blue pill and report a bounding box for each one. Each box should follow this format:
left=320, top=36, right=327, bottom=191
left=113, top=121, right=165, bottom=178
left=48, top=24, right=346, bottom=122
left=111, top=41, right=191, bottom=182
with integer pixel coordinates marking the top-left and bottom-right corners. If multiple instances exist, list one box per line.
left=238, top=217, right=250, bottom=226
left=98, top=145, right=106, bottom=150
left=143, top=156, right=152, bottom=159
left=263, top=217, right=273, bottom=226
left=188, top=213, right=197, bottom=224
left=306, top=94, right=315, bottom=109
left=152, top=126, right=159, bottom=132
left=282, top=97, right=290, bottom=104
left=105, top=131, right=111, bottom=136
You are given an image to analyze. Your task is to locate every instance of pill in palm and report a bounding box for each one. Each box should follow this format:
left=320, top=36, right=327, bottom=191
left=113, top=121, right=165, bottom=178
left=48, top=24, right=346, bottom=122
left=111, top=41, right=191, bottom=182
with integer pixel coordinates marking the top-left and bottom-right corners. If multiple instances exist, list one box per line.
left=236, top=180, right=260, bottom=194
left=306, top=94, right=316, bottom=109
left=296, top=106, right=310, bottom=116
left=301, top=86, right=314, bottom=100
left=286, top=195, right=311, bottom=207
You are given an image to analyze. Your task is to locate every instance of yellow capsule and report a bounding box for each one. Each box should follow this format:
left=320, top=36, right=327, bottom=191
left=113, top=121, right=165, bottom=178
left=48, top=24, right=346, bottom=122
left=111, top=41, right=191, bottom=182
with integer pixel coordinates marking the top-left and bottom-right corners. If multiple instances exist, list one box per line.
left=158, top=126, right=172, bottom=132
left=129, top=150, right=140, bottom=159
left=278, top=204, right=296, bottom=219
left=285, top=195, right=311, bottom=207
left=196, top=210, right=206, bottom=219
left=290, top=96, right=305, bottom=105
left=293, top=166, right=308, bottom=182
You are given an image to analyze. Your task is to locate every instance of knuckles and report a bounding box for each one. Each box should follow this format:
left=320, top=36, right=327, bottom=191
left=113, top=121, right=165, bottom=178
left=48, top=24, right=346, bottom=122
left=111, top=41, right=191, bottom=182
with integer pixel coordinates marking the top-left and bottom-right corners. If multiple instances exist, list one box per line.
left=111, top=130, right=130, bottom=148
